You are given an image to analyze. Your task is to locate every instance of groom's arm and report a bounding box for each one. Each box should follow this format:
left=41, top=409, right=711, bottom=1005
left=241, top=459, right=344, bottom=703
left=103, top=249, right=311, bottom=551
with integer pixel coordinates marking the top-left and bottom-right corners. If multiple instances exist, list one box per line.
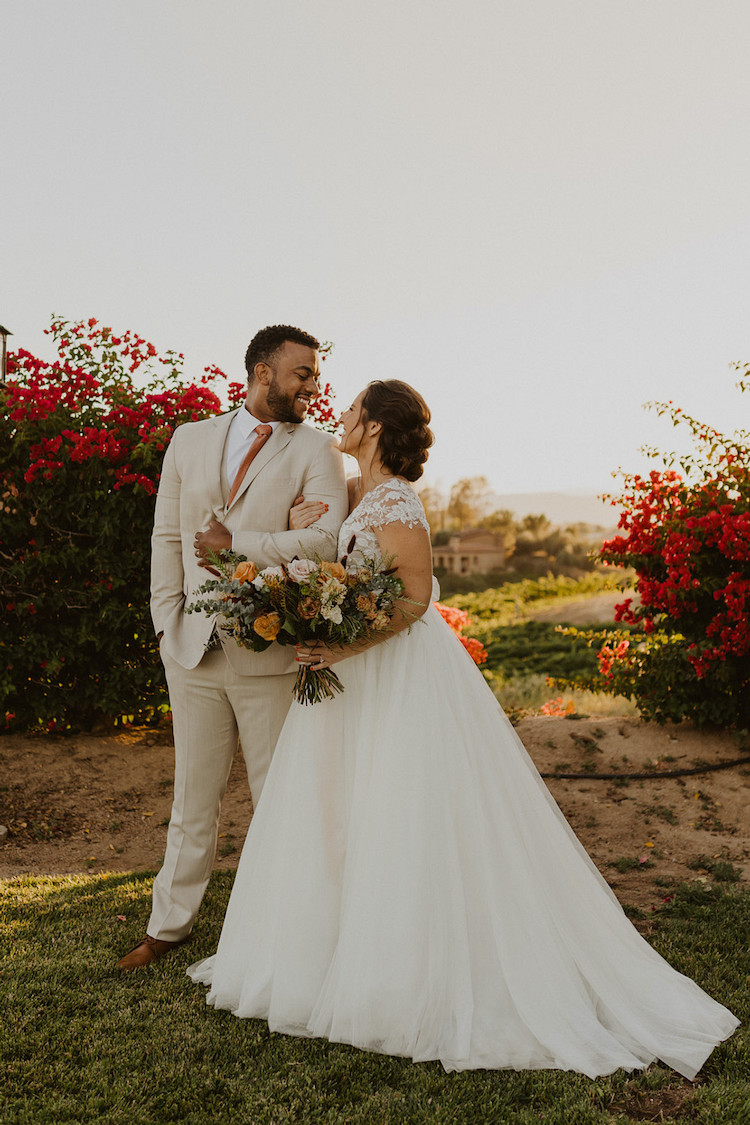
left=150, top=436, right=185, bottom=636
left=232, top=441, right=348, bottom=567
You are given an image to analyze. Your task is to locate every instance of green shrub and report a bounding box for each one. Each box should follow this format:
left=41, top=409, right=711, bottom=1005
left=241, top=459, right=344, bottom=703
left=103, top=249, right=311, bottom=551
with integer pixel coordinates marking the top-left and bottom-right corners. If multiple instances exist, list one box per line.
left=0, top=318, right=239, bottom=730
left=480, top=620, right=599, bottom=680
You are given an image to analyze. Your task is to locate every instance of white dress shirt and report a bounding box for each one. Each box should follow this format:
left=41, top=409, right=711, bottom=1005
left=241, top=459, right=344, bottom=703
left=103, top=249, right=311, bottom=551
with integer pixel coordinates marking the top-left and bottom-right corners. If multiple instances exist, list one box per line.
left=225, top=407, right=280, bottom=487
left=224, top=408, right=281, bottom=548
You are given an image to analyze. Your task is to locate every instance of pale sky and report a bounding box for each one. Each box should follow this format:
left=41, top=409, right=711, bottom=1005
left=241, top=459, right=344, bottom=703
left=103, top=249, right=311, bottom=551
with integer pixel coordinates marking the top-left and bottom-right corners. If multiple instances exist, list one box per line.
left=4, top=1, right=749, bottom=497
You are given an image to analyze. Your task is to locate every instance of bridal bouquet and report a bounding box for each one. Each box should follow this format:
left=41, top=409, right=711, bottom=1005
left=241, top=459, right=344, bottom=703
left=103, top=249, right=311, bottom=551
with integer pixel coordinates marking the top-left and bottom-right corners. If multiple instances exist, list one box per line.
left=187, top=541, right=405, bottom=704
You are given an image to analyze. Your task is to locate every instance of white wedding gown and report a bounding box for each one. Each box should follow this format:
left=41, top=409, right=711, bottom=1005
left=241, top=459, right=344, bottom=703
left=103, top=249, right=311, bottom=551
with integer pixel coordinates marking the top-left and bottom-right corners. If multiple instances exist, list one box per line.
left=188, top=479, right=738, bottom=1077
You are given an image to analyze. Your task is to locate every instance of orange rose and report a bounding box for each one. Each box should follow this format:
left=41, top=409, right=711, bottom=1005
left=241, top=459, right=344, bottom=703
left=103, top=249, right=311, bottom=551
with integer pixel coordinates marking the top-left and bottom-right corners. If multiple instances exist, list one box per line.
left=233, top=560, right=259, bottom=584
left=253, top=612, right=281, bottom=641
left=320, top=561, right=347, bottom=582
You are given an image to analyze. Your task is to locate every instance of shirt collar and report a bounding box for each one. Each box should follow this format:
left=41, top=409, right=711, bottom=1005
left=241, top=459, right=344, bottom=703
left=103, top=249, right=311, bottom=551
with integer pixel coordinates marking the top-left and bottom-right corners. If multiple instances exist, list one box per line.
left=235, top=406, right=280, bottom=439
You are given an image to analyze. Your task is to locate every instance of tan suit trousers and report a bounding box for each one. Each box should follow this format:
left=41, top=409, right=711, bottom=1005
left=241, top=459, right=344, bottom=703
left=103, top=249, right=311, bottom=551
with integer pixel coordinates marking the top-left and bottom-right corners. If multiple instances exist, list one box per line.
left=148, top=645, right=295, bottom=942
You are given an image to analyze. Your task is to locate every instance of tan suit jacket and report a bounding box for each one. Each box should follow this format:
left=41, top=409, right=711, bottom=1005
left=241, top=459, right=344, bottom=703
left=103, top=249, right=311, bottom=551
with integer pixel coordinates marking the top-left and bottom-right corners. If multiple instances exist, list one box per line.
left=151, top=409, right=348, bottom=673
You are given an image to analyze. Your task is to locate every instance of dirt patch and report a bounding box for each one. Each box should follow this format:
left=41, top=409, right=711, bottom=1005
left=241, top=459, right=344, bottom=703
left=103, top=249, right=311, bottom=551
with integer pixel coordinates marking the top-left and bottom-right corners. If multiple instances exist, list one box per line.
left=608, top=1079, right=699, bottom=1121
left=0, top=728, right=255, bottom=879
left=530, top=589, right=640, bottom=626
left=522, top=715, right=750, bottom=915
left=1, top=717, right=749, bottom=918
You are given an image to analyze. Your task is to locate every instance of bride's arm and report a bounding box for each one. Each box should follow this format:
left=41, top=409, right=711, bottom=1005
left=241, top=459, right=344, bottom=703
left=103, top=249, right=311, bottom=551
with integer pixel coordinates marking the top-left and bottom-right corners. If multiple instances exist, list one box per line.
left=372, top=519, right=434, bottom=632
left=296, top=520, right=433, bottom=670
left=289, top=476, right=361, bottom=530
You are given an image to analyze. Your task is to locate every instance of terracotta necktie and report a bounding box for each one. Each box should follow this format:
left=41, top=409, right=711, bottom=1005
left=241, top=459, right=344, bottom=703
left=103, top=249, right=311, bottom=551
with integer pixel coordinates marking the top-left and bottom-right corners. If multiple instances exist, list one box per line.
left=226, top=424, right=273, bottom=508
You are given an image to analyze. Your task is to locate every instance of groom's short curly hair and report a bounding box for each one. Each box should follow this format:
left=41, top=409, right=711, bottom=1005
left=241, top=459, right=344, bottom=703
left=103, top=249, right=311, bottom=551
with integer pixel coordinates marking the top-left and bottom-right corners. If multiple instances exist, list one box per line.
left=244, top=325, right=320, bottom=382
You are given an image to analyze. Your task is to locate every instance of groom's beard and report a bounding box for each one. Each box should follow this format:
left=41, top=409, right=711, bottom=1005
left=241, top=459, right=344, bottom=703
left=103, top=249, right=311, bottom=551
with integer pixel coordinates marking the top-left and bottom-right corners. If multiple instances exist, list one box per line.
left=266, top=375, right=312, bottom=423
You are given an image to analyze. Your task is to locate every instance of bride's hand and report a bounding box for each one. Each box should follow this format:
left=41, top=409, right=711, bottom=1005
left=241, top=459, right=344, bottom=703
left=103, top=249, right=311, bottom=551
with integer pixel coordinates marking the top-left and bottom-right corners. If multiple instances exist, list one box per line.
left=289, top=495, right=328, bottom=530
left=295, top=641, right=347, bottom=671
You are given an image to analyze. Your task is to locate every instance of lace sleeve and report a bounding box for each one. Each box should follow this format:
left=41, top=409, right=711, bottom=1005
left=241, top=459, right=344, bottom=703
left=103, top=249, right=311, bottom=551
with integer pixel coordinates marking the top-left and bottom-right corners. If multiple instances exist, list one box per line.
left=361, top=480, right=430, bottom=533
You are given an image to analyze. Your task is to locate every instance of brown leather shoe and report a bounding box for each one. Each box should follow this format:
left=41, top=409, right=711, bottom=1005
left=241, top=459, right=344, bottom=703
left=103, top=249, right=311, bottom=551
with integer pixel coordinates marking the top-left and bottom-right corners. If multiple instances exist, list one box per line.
left=116, top=933, right=189, bottom=971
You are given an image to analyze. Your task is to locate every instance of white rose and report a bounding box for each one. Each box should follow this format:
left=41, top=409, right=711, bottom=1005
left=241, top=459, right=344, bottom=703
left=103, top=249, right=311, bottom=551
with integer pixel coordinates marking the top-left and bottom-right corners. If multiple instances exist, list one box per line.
left=320, top=602, right=343, bottom=624
left=252, top=565, right=285, bottom=588
left=287, top=558, right=317, bottom=582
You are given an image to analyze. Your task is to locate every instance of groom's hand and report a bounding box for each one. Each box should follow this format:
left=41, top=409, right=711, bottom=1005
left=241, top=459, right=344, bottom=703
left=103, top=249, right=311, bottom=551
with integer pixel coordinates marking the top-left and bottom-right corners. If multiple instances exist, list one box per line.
left=194, top=518, right=232, bottom=572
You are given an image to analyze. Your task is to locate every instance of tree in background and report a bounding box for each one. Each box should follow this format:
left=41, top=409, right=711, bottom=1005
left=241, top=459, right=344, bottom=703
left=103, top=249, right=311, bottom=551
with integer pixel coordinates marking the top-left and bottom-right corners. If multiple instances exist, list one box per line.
left=0, top=317, right=336, bottom=731
left=447, top=475, right=494, bottom=530
left=519, top=513, right=551, bottom=541
left=477, top=508, right=517, bottom=557
left=559, top=368, right=750, bottom=729
left=513, top=513, right=553, bottom=560
left=423, top=477, right=606, bottom=595
left=417, top=483, right=448, bottom=535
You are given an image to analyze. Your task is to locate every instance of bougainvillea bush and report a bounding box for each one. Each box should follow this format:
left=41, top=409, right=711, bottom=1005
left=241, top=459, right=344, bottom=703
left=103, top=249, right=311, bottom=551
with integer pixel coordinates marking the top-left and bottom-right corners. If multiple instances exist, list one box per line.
left=560, top=368, right=750, bottom=730
left=0, top=317, right=335, bottom=731
left=434, top=602, right=488, bottom=665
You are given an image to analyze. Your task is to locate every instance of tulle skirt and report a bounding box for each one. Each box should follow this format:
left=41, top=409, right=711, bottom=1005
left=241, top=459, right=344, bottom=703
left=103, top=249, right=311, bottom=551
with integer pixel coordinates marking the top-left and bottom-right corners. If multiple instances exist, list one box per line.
left=188, top=606, right=738, bottom=1077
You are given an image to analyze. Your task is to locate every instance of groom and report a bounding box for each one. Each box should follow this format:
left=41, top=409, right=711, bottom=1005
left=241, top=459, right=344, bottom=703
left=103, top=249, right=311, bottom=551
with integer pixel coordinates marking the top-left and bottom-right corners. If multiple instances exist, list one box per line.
left=117, top=324, right=348, bottom=970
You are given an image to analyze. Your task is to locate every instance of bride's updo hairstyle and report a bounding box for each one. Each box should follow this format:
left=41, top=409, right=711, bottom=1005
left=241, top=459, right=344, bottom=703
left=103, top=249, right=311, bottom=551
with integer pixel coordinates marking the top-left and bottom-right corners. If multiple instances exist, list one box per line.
left=360, top=380, right=434, bottom=482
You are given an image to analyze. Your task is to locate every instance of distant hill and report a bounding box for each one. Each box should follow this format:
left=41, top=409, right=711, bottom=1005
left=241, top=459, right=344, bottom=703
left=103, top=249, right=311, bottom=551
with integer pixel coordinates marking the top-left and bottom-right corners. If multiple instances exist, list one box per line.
left=493, top=491, right=618, bottom=529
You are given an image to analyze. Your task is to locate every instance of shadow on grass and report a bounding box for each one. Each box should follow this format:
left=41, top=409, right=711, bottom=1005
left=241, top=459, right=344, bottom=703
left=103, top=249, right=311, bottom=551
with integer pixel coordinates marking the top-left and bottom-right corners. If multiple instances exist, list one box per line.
left=0, top=872, right=747, bottom=1125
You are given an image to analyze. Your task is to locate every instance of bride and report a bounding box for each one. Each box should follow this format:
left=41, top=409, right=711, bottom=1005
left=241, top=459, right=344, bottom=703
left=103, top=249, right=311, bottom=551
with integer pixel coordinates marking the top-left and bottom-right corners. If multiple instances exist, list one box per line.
left=188, top=379, right=738, bottom=1077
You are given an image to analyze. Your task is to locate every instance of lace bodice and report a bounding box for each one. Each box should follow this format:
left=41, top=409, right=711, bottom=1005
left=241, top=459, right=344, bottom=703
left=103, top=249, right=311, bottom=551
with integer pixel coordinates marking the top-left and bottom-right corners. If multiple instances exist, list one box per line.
left=338, top=478, right=430, bottom=564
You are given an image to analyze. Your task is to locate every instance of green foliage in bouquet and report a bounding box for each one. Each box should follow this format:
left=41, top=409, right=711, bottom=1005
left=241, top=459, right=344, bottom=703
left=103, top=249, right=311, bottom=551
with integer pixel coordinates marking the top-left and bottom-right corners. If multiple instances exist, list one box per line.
left=556, top=367, right=750, bottom=730
left=187, top=547, right=406, bottom=705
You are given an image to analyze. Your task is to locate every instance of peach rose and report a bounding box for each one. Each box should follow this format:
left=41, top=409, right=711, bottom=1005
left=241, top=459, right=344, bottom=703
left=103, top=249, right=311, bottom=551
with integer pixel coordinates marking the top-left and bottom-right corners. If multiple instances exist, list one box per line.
left=287, top=558, right=317, bottom=582
left=253, top=612, right=281, bottom=641
left=320, top=560, right=347, bottom=582
left=232, top=560, right=259, bottom=584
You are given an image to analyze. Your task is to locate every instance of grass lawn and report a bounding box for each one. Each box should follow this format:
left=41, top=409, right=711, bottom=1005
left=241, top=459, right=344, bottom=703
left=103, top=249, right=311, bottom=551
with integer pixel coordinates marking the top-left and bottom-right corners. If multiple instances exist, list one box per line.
left=1, top=872, right=747, bottom=1124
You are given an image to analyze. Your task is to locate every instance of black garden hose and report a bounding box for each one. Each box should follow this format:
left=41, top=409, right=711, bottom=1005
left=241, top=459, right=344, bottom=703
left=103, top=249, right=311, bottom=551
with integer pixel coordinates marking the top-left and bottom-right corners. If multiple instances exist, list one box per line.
left=540, top=753, right=750, bottom=782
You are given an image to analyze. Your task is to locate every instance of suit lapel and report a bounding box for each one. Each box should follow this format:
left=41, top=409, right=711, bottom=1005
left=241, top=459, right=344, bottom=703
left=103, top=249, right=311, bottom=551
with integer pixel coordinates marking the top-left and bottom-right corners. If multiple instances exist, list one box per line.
left=205, top=410, right=238, bottom=520
left=225, top=422, right=295, bottom=513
